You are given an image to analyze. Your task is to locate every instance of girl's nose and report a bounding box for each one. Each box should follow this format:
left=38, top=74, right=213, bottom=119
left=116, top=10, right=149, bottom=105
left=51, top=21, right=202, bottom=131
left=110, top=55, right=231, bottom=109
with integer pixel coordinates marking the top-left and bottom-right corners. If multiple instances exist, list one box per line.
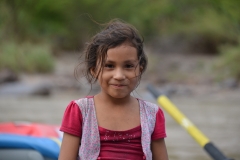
left=113, top=68, right=125, bottom=80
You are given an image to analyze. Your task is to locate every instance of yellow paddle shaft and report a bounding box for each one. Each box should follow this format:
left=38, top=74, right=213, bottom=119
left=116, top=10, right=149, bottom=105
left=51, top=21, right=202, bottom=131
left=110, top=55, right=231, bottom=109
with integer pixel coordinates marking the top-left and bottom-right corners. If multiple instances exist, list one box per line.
left=157, top=95, right=210, bottom=147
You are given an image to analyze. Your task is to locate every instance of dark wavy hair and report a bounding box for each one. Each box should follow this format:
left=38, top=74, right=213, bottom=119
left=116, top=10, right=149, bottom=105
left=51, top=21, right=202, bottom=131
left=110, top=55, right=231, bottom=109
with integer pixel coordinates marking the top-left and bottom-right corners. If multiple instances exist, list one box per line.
left=75, top=19, right=148, bottom=87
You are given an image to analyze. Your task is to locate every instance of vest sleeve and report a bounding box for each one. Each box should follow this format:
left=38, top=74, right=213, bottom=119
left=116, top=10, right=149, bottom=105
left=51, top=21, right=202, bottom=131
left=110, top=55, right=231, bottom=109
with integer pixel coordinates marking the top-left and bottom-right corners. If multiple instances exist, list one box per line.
left=151, top=108, right=167, bottom=140
left=60, top=101, right=83, bottom=137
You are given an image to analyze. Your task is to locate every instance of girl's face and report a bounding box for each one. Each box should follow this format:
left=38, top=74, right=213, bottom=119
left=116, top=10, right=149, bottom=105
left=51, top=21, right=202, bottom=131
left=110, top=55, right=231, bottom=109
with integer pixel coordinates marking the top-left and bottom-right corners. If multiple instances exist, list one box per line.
left=96, top=42, right=142, bottom=99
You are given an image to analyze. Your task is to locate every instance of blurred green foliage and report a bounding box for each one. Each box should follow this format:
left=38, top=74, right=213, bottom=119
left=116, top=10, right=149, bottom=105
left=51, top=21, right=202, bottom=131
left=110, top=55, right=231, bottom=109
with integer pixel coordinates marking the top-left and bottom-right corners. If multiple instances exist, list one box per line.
left=216, top=44, right=240, bottom=81
left=1, top=0, right=238, bottom=45
left=0, top=0, right=239, bottom=78
left=0, top=41, right=54, bottom=73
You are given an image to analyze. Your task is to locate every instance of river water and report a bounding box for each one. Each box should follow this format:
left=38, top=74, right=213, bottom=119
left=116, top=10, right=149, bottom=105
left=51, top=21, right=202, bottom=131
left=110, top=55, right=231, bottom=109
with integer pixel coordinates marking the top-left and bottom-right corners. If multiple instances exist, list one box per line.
left=0, top=84, right=239, bottom=160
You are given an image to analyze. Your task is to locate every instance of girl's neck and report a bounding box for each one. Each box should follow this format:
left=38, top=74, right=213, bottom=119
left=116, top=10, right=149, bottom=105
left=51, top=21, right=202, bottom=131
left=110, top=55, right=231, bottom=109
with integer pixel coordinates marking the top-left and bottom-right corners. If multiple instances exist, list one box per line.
left=95, top=92, right=135, bottom=106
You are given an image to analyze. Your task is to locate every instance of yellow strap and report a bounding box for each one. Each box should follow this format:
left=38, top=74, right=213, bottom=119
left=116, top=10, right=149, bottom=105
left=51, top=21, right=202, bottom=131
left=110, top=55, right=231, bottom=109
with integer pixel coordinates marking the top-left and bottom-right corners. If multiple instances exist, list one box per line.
left=50, top=137, right=62, bottom=147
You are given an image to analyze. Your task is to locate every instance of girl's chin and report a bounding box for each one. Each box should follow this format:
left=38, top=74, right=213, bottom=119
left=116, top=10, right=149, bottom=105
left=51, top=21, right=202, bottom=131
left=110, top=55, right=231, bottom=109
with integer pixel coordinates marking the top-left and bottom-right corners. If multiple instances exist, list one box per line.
left=108, top=93, right=131, bottom=99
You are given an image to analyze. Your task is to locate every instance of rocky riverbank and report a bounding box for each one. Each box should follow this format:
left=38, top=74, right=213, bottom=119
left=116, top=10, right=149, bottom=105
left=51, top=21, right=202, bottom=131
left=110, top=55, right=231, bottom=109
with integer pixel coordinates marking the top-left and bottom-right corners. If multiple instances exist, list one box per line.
left=0, top=51, right=239, bottom=97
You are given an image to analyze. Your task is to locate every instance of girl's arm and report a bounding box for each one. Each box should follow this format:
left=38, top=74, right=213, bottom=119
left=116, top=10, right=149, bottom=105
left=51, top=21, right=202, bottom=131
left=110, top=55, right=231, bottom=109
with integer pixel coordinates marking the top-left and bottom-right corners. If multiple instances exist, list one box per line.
left=58, top=132, right=81, bottom=160
left=151, top=138, right=169, bottom=160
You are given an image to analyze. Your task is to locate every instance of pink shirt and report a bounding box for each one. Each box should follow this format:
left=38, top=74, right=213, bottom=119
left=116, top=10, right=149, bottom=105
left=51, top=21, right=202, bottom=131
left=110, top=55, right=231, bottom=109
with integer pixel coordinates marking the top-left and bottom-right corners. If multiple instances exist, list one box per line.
left=60, top=100, right=166, bottom=159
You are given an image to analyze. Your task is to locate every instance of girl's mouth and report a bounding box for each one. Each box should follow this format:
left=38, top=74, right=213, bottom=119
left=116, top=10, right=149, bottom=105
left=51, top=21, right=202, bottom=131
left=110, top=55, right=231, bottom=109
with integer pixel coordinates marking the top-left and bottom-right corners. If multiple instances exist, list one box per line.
left=112, top=84, right=125, bottom=88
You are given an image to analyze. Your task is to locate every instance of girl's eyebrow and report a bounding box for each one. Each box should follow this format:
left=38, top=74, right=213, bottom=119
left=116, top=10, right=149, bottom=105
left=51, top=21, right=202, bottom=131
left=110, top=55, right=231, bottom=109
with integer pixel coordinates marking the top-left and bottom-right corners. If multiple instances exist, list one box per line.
left=105, top=60, right=138, bottom=63
left=124, top=60, right=138, bottom=63
left=105, top=60, right=115, bottom=63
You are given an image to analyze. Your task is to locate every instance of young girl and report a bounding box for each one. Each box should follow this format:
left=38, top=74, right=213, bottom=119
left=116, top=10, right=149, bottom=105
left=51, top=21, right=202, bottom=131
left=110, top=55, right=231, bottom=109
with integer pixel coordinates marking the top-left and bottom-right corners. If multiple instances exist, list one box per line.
left=58, top=19, right=168, bottom=160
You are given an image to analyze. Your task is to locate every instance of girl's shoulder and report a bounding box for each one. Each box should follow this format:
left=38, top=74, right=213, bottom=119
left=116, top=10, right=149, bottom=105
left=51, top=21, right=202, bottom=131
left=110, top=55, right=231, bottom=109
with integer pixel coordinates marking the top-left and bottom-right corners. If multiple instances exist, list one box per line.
left=73, top=96, right=95, bottom=116
left=74, top=96, right=94, bottom=106
left=138, top=99, right=162, bottom=116
left=138, top=98, right=159, bottom=110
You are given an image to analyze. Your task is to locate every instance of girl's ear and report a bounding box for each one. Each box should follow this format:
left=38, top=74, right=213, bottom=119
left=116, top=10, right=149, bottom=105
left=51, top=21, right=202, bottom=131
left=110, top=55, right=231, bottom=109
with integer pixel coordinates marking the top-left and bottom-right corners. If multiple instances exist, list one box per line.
left=91, top=68, right=96, bottom=77
left=140, top=65, right=144, bottom=73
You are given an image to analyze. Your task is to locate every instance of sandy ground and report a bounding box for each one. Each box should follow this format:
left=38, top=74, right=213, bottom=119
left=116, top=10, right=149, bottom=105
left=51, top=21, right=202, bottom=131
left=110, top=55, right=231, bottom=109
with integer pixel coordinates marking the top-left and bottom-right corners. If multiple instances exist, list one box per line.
left=0, top=52, right=240, bottom=160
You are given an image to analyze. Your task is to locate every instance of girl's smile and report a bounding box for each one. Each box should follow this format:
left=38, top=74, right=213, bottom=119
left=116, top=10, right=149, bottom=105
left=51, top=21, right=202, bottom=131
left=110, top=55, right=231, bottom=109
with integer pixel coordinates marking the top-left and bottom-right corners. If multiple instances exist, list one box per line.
left=111, top=84, right=127, bottom=89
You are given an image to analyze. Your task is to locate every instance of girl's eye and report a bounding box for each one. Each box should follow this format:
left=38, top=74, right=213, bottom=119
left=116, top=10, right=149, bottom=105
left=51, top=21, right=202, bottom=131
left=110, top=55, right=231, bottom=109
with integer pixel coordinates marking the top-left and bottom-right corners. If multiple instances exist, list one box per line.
left=125, top=64, right=134, bottom=68
left=105, top=64, right=114, bottom=68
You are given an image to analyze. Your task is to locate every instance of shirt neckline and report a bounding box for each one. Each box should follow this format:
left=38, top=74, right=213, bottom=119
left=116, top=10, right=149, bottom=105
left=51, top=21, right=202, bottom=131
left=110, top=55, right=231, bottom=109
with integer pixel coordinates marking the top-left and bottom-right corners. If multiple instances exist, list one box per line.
left=98, top=125, right=141, bottom=133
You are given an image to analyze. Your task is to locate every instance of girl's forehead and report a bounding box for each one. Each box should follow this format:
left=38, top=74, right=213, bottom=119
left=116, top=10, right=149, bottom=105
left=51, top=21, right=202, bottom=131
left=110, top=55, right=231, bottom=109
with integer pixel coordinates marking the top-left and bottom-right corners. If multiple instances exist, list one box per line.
left=106, top=44, right=137, bottom=60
